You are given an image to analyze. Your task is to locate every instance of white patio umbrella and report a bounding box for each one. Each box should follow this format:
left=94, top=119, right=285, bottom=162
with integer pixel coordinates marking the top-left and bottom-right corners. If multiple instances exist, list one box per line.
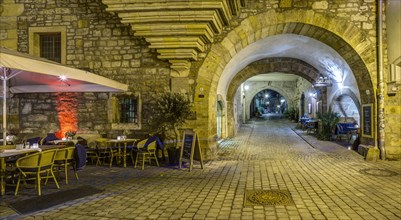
left=0, top=47, right=129, bottom=145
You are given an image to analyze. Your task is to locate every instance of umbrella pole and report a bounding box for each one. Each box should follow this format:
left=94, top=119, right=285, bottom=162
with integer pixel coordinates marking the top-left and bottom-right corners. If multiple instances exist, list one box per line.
left=2, top=69, right=6, bottom=146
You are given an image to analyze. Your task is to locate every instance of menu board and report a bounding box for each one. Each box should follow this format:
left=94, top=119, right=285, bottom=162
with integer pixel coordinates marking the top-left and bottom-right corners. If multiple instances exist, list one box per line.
left=181, top=132, right=194, bottom=161
left=179, top=129, right=204, bottom=171
left=362, top=104, right=373, bottom=138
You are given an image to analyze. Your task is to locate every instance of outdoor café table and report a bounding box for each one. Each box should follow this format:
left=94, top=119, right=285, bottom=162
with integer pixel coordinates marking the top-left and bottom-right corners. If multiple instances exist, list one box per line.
left=48, top=139, right=79, bottom=145
left=107, top=138, right=138, bottom=168
left=0, top=148, right=40, bottom=195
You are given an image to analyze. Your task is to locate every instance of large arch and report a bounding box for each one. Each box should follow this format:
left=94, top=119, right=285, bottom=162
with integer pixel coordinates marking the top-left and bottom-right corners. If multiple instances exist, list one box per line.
left=193, top=9, right=376, bottom=152
left=227, top=58, right=318, bottom=100
left=244, top=83, right=297, bottom=116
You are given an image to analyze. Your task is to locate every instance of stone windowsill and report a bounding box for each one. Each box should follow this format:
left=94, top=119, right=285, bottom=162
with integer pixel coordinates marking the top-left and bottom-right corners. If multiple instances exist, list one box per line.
left=111, top=123, right=141, bottom=130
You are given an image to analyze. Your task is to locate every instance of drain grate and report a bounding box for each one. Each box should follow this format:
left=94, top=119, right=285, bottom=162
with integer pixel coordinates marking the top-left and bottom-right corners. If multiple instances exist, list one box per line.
left=244, top=190, right=295, bottom=206
left=359, top=168, right=399, bottom=177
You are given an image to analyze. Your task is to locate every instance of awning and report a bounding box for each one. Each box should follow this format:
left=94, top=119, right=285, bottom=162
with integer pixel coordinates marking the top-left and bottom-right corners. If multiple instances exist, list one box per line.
left=0, top=47, right=128, bottom=94
left=0, top=47, right=129, bottom=145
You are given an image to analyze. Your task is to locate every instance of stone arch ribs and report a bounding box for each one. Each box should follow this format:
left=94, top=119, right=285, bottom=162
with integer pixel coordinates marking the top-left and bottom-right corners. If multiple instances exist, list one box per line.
left=227, top=58, right=319, bottom=101
left=101, top=0, right=245, bottom=74
left=329, top=88, right=361, bottom=116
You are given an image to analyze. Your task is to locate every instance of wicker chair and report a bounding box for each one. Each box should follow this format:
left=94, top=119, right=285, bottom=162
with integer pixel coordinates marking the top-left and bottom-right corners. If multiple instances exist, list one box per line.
left=52, top=147, right=78, bottom=184
left=95, top=138, right=114, bottom=167
left=14, top=149, right=59, bottom=196
left=134, top=138, right=159, bottom=170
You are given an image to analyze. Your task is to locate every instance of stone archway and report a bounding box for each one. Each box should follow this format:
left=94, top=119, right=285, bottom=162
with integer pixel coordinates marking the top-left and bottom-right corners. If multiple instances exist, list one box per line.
left=225, top=58, right=318, bottom=135
left=329, top=88, right=361, bottom=124
left=244, top=84, right=295, bottom=120
left=193, top=9, right=376, bottom=152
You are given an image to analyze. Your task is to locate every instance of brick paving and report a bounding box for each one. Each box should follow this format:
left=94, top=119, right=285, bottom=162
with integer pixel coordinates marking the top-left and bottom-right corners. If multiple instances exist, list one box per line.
left=1, top=114, right=400, bottom=219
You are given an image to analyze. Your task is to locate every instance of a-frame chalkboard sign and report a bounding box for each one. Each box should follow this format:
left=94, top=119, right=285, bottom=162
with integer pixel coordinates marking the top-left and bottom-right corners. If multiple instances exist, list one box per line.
left=179, top=129, right=204, bottom=171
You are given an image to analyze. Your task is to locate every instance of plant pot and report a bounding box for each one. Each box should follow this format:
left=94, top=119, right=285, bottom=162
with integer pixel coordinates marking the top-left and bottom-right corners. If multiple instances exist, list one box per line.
left=167, top=147, right=180, bottom=165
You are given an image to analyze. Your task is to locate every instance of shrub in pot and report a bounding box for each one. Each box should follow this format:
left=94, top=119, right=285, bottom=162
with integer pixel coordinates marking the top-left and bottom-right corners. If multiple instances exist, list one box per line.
left=149, top=92, right=191, bottom=165
left=317, top=111, right=340, bottom=140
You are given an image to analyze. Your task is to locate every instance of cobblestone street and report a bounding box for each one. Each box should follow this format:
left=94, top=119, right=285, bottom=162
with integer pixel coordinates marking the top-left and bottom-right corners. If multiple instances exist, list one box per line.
left=1, top=114, right=400, bottom=219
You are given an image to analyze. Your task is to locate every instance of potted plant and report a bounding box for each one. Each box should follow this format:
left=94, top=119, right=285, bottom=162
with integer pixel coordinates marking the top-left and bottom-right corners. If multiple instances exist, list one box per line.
left=149, top=92, right=192, bottom=164
left=317, top=111, right=340, bottom=140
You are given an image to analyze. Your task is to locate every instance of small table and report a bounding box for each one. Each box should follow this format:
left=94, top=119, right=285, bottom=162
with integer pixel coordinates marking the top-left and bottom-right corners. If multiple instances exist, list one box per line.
left=0, top=148, right=41, bottom=195
left=107, top=139, right=138, bottom=168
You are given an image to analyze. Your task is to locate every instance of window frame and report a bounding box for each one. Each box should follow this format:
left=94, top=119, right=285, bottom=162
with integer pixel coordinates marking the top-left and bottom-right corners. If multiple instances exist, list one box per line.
left=39, top=33, right=62, bottom=63
left=29, top=26, right=67, bottom=64
left=111, top=92, right=142, bottom=130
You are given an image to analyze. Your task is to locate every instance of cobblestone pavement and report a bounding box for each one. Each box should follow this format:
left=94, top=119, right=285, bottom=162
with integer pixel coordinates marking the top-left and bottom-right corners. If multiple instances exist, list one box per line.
left=1, top=114, right=400, bottom=219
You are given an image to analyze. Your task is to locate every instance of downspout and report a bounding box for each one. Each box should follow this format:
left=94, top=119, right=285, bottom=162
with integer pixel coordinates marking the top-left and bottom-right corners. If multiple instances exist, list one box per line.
left=2, top=68, right=7, bottom=146
left=377, top=0, right=386, bottom=160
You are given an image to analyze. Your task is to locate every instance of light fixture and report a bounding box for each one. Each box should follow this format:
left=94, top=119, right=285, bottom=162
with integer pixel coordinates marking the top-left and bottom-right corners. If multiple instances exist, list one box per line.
left=59, top=75, right=67, bottom=81
left=313, top=74, right=332, bottom=87
left=58, top=75, right=70, bottom=86
left=244, top=85, right=249, bottom=90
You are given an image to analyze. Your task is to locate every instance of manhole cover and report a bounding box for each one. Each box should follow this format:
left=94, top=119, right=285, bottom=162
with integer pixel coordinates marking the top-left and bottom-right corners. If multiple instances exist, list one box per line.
left=244, top=190, right=294, bottom=206
left=359, top=168, right=399, bottom=177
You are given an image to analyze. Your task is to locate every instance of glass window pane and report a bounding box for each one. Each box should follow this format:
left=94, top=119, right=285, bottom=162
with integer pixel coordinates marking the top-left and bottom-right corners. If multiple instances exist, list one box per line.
left=119, top=96, right=138, bottom=123
left=40, top=33, right=61, bottom=63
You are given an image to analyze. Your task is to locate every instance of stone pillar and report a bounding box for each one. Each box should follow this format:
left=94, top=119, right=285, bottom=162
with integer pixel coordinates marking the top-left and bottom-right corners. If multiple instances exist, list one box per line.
left=0, top=2, right=24, bottom=49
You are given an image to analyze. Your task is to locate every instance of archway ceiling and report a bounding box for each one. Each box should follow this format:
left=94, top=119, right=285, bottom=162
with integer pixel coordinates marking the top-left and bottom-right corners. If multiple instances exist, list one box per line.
left=217, top=34, right=357, bottom=97
left=247, top=73, right=299, bottom=82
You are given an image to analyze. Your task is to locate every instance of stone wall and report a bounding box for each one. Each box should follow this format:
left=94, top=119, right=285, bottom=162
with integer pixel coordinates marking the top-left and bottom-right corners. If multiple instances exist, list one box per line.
left=5, top=0, right=170, bottom=137
left=296, top=78, right=313, bottom=116
left=0, top=0, right=23, bottom=49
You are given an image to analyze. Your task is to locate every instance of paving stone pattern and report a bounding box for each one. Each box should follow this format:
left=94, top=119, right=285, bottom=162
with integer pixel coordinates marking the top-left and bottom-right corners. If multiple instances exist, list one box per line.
left=1, top=115, right=400, bottom=219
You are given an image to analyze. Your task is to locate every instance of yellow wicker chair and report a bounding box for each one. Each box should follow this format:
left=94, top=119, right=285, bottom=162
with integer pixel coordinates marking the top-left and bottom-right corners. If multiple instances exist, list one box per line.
left=134, top=138, right=159, bottom=170
left=53, top=147, right=78, bottom=184
left=95, top=138, right=114, bottom=167
left=14, top=149, right=59, bottom=196
left=85, top=141, right=99, bottom=165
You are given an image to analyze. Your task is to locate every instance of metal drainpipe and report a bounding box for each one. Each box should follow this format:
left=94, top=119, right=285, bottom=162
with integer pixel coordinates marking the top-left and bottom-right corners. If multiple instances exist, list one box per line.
left=377, top=0, right=386, bottom=160
left=2, top=68, right=7, bottom=146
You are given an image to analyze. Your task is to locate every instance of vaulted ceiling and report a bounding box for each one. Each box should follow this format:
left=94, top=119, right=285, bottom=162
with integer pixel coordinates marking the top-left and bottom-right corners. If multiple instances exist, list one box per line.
left=101, top=0, right=245, bottom=73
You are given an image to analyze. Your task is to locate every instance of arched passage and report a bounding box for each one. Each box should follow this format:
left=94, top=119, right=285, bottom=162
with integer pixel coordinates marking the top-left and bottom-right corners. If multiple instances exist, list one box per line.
left=245, top=85, right=294, bottom=120
left=249, top=89, right=287, bottom=116
left=329, top=88, right=361, bottom=125
left=194, top=9, right=376, bottom=152
left=225, top=58, right=317, bottom=131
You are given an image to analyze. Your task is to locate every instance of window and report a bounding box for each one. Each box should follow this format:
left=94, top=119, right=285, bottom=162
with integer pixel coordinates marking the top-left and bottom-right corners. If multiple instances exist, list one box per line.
left=29, top=26, right=66, bottom=64
left=110, top=93, right=142, bottom=130
left=40, top=33, right=61, bottom=63
left=119, top=96, right=138, bottom=123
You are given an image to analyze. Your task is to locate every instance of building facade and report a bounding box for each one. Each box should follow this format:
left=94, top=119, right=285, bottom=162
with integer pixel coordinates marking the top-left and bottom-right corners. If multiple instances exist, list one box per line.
left=0, top=0, right=400, bottom=159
